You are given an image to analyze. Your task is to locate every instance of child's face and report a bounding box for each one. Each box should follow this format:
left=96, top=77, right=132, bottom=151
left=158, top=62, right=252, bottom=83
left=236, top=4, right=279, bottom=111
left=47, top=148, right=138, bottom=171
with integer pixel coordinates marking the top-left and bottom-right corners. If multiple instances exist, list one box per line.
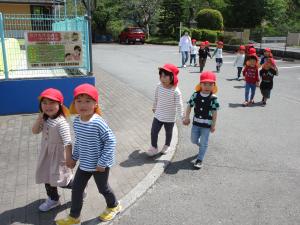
left=65, top=55, right=72, bottom=61
left=74, top=94, right=97, bottom=118
left=249, top=58, right=257, bottom=67
left=200, top=82, right=214, bottom=93
left=200, top=45, right=205, bottom=49
left=192, top=42, right=196, bottom=46
left=239, top=49, right=245, bottom=54
left=218, top=44, right=223, bottom=49
left=41, top=98, right=60, bottom=117
left=264, top=51, right=270, bottom=57
left=74, top=49, right=80, bottom=56
left=160, top=71, right=172, bottom=86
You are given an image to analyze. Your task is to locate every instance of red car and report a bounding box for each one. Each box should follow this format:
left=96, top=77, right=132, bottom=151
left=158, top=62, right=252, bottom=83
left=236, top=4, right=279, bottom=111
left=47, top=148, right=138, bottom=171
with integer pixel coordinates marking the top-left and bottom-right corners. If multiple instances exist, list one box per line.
left=119, top=27, right=146, bottom=44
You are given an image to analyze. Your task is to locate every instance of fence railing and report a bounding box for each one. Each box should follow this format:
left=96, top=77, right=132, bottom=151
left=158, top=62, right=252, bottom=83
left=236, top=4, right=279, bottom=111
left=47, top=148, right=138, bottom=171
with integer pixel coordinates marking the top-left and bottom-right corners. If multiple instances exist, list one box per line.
left=0, top=13, right=90, bottom=80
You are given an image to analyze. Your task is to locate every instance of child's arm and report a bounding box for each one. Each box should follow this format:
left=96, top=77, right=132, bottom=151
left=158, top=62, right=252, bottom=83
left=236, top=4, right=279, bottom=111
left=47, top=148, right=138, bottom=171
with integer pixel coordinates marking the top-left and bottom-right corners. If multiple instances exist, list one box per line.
left=210, top=97, right=220, bottom=132
left=32, top=113, right=44, bottom=134
left=183, top=105, right=192, bottom=125
left=97, top=126, right=116, bottom=171
left=175, top=89, right=185, bottom=120
left=152, top=85, right=159, bottom=113
left=211, top=111, right=217, bottom=133
left=207, top=49, right=212, bottom=58
left=211, top=48, right=217, bottom=58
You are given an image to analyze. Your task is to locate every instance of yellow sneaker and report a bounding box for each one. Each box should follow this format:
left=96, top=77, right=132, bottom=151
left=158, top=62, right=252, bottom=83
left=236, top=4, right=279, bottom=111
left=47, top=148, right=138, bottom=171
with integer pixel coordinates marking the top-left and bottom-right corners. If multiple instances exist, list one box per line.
left=55, top=216, right=80, bottom=225
left=99, top=203, right=122, bottom=222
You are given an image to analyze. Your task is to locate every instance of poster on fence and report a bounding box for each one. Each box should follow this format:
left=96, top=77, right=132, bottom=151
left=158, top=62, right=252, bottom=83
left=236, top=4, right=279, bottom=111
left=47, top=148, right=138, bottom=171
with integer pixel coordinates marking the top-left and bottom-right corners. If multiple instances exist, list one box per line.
left=25, top=31, right=83, bottom=69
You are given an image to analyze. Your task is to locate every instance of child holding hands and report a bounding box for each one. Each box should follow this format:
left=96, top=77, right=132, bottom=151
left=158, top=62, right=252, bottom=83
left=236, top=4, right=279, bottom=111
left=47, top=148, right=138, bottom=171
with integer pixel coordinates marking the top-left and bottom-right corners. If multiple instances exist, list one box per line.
left=183, top=71, right=219, bottom=169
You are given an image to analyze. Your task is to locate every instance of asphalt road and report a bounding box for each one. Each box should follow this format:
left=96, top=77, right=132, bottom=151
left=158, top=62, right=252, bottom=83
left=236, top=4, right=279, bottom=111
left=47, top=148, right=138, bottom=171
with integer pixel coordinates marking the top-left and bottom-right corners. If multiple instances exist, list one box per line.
left=93, top=44, right=300, bottom=225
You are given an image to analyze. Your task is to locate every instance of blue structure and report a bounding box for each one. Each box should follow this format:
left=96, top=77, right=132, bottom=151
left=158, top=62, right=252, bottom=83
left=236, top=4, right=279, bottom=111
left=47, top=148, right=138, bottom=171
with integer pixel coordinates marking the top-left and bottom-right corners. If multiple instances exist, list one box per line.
left=0, top=13, right=94, bottom=115
left=0, top=76, right=95, bottom=115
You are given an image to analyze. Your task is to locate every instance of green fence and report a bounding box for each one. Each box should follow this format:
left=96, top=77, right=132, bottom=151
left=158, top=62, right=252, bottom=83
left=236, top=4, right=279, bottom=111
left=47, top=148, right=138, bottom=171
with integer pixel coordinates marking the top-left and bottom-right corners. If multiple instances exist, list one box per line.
left=0, top=13, right=90, bottom=80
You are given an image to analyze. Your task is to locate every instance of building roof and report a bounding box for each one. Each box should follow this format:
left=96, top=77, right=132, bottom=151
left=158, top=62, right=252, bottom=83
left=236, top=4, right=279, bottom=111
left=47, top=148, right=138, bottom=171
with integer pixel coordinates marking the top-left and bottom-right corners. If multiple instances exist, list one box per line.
left=0, top=0, right=64, bottom=5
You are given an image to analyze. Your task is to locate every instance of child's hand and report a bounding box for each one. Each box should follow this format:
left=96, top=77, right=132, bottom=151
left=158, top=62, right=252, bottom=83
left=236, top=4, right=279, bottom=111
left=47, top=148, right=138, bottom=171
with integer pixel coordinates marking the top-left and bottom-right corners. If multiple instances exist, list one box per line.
left=183, top=117, right=190, bottom=126
left=256, top=82, right=260, bottom=87
left=210, top=126, right=216, bottom=133
left=152, top=108, right=156, bottom=113
left=66, top=159, right=76, bottom=169
left=96, top=166, right=106, bottom=172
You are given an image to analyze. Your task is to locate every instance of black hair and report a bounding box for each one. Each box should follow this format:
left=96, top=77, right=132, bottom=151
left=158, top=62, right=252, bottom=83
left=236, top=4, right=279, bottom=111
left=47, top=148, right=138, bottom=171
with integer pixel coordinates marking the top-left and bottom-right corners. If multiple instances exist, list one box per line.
left=159, top=69, right=174, bottom=85
left=65, top=53, right=71, bottom=57
left=39, top=98, right=65, bottom=120
left=74, top=45, right=81, bottom=52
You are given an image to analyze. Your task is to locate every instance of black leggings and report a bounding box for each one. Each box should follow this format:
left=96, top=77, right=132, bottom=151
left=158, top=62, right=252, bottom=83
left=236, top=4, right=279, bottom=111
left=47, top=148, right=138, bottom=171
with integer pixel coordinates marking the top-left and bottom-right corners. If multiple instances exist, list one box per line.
left=45, top=180, right=73, bottom=201
left=70, top=168, right=118, bottom=218
left=237, top=67, right=243, bottom=78
left=151, top=118, right=175, bottom=148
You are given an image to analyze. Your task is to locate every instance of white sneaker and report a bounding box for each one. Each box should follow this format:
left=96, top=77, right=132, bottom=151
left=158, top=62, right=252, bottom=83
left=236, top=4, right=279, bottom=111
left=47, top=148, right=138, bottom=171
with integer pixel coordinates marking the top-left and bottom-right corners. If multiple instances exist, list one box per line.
left=183, top=64, right=187, bottom=68
left=160, top=145, right=170, bottom=154
left=83, top=188, right=87, bottom=199
left=39, top=198, right=60, bottom=211
left=146, top=146, right=158, bottom=156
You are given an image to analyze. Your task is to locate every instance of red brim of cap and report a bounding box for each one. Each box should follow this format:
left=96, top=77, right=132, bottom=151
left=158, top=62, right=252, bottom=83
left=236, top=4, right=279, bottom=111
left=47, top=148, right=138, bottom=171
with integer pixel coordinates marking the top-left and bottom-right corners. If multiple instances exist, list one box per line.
left=201, top=79, right=215, bottom=83
left=158, top=67, right=173, bottom=74
left=39, top=95, right=61, bottom=103
left=74, top=90, right=97, bottom=101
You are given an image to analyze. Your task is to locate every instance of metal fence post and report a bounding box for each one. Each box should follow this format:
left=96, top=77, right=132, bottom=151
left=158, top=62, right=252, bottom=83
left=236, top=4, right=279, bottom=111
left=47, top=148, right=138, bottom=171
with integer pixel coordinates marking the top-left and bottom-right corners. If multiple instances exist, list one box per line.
left=87, top=0, right=93, bottom=75
left=0, top=13, right=9, bottom=79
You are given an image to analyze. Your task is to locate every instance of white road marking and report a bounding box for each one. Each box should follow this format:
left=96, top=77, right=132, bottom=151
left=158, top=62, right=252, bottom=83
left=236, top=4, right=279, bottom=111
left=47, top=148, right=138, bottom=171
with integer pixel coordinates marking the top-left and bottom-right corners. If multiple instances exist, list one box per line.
left=277, top=65, right=300, bottom=69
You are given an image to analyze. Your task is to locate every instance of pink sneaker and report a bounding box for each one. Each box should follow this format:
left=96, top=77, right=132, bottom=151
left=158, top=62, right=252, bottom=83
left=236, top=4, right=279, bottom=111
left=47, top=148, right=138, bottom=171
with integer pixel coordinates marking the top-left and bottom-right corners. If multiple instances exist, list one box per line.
left=147, top=146, right=158, bottom=156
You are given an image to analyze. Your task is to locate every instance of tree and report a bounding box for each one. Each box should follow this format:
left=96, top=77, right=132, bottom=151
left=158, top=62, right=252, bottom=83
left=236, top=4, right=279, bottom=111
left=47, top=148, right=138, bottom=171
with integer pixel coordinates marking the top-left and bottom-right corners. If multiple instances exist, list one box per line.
left=223, top=0, right=265, bottom=28
left=196, top=8, right=223, bottom=30
left=120, top=0, right=161, bottom=37
left=157, top=0, right=184, bottom=38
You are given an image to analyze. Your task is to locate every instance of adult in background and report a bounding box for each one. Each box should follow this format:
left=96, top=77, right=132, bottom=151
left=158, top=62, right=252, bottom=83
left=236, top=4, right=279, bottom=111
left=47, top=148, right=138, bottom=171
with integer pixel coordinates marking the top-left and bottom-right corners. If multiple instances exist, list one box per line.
left=179, top=32, right=192, bottom=68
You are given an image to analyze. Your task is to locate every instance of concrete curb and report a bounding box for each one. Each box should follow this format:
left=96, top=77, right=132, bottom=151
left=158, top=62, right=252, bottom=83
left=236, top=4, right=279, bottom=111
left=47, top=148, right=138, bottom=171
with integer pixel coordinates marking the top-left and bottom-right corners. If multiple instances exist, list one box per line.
left=83, top=125, right=178, bottom=225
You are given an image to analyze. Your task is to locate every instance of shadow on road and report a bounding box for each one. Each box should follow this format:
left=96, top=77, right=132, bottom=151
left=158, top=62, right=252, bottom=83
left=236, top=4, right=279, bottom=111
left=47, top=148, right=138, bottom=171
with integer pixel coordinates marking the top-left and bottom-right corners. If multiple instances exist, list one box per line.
left=233, top=85, right=245, bottom=89
left=164, top=154, right=198, bottom=175
left=119, top=149, right=168, bottom=168
left=0, top=199, right=71, bottom=225
left=229, top=102, right=264, bottom=108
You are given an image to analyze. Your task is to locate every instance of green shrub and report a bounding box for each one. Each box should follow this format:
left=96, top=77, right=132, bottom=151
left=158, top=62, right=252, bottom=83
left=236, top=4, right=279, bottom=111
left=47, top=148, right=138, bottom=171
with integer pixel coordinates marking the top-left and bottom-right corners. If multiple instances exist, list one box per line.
left=190, top=28, right=202, bottom=40
left=106, top=20, right=125, bottom=41
left=196, top=8, right=224, bottom=30
left=201, top=29, right=217, bottom=43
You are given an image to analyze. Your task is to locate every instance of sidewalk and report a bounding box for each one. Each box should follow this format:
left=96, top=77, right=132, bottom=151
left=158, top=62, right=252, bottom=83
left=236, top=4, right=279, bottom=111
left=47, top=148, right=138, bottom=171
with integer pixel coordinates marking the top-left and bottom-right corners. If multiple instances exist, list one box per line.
left=0, top=67, right=177, bottom=225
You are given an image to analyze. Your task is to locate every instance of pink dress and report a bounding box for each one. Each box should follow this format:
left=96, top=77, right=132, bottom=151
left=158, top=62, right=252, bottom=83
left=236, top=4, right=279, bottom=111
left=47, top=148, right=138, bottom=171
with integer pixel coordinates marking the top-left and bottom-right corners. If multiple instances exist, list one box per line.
left=35, top=116, right=73, bottom=187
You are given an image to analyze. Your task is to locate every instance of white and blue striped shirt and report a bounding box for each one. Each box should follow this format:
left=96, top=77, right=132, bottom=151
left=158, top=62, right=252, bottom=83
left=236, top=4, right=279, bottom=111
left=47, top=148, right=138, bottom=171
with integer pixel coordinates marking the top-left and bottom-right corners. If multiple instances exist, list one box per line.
left=72, top=114, right=116, bottom=172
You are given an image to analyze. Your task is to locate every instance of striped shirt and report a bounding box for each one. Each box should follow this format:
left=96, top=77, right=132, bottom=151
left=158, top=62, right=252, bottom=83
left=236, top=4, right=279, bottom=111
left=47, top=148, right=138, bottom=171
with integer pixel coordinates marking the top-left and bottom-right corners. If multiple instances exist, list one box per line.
left=45, top=116, right=72, bottom=147
left=153, top=83, right=184, bottom=123
left=72, top=114, right=116, bottom=172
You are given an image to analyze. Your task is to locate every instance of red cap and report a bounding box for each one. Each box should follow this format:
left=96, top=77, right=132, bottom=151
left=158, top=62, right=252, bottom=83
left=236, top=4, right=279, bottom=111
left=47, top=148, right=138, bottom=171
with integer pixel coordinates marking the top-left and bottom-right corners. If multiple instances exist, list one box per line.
left=192, top=39, right=197, bottom=42
left=248, top=48, right=256, bottom=55
left=40, top=88, right=64, bottom=104
left=239, top=45, right=245, bottom=50
left=73, top=83, right=98, bottom=102
left=205, top=41, right=209, bottom=45
left=200, top=71, right=216, bottom=83
left=217, top=41, right=223, bottom=45
left=159, top=64, right=179, bottom=86
left=264, top=48, right=271, bottom=52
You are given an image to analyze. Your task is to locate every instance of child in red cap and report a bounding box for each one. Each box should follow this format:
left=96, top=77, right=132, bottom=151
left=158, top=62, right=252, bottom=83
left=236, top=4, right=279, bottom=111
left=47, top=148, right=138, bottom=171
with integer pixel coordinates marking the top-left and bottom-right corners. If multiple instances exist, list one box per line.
left=198, top=41, right=212, bottom=72
left=212, top=41, right=223, bottom=73
left=233, top=45, right=246, bottom=80
left=260, top=48, right=273, bottom=66
left=56, top=84, right=121, bottom=225
left=183, top=71, right=220, bottom=169
left=190, top=39, right=198, bottom=67
left=147, top=64, right=184, bottom=156
left=32, top=88, right=73, bottom=212
left=242, top=54, right=260, bottom=106
left=259, top=58, right=278, bottom=105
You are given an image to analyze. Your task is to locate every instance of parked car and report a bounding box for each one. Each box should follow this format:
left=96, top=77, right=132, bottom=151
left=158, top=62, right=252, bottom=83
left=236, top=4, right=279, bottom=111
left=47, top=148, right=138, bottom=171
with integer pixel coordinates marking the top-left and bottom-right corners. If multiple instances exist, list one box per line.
left=119, top=27, right=146, bottom=44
